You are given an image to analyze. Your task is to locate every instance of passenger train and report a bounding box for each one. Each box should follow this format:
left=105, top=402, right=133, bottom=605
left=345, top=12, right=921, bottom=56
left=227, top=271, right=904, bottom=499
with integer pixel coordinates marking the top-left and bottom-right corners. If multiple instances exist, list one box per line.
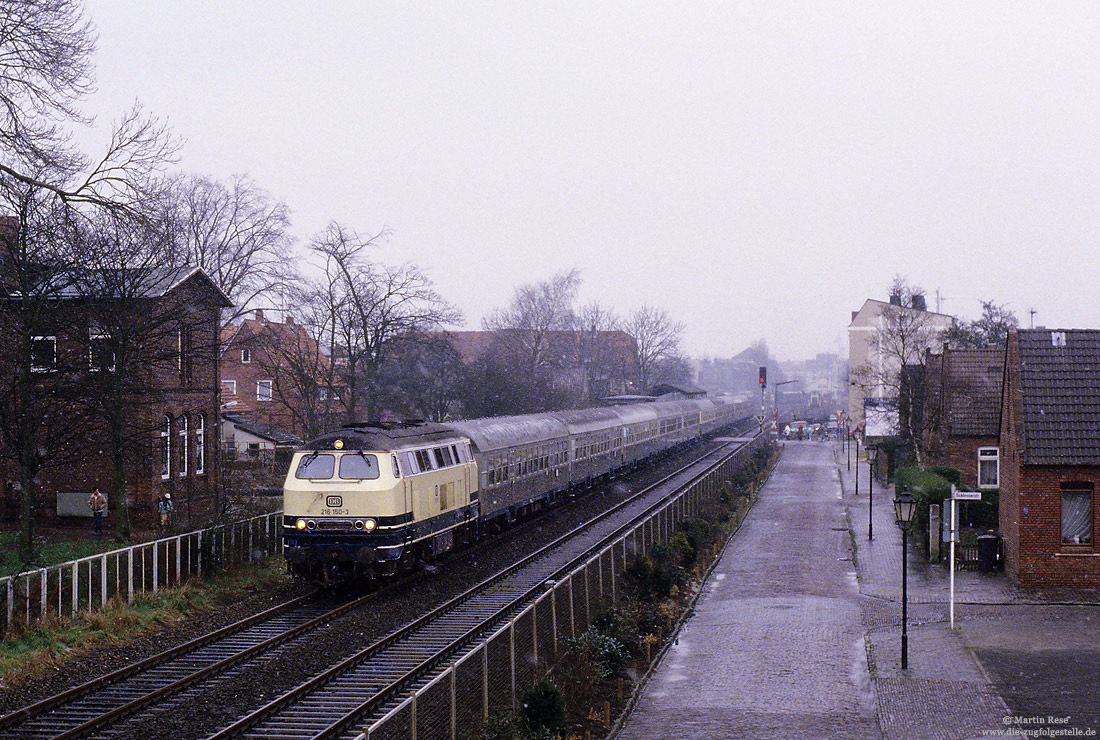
left=282, top=397, right=752, bottom=581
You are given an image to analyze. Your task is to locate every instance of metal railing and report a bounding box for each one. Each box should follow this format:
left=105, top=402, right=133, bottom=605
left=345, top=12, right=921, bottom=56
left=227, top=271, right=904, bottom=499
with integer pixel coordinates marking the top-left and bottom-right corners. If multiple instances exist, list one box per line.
left=1, top=511, right=284, bottom=639
left=360, top=436, right=761, bottom=740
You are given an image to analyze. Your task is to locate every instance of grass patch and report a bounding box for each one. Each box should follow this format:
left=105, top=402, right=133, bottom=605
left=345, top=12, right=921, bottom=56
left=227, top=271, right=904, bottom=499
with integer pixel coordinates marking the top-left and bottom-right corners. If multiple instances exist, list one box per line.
left=0, top=532, right=119, bottom=578
left=0, top=557, right=291, bottom=689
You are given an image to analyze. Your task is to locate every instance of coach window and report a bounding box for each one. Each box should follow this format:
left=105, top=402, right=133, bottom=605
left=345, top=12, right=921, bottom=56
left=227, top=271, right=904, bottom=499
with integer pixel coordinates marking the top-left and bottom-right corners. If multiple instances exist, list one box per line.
left=977, top=448, right=999, bottom=489
left=1061, top=482, right=1093, bottom=546
left=392, top=455, right=401, bottom=478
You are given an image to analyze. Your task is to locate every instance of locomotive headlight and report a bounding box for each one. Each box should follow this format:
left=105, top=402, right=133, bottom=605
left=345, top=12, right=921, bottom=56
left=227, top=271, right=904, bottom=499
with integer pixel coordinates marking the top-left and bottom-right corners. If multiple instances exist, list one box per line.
left=295, top=519, right=307, bottom=530
left=363, top=518, right=377, bottom=532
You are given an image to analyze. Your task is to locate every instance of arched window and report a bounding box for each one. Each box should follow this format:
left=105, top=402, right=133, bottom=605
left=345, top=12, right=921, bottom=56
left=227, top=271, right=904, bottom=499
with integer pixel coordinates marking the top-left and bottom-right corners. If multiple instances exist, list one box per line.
left=195, top=414, right=205, bottom=475
left=160, top=416, right=171, bottom=479
left=178, top=415, right=188, bottom=476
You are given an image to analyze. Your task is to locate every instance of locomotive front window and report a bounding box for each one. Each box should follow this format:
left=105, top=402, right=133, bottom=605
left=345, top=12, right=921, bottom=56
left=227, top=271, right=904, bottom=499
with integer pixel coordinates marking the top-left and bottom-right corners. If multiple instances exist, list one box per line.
left=339, top=453, right=380, bottom=479
left=295, top=453, right=335, bottom=479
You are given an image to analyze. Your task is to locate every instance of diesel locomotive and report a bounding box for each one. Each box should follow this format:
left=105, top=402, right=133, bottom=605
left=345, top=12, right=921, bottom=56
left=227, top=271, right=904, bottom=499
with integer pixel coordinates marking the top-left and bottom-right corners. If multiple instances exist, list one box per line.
left=282, top=397, right=750, bottom=581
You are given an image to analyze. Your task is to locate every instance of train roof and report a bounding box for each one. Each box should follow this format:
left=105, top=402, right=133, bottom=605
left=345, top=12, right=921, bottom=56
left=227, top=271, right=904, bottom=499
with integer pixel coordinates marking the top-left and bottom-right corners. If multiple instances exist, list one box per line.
left=300, top=422, right=465, bottom=452
left=445, top=414, right=569, bottom=453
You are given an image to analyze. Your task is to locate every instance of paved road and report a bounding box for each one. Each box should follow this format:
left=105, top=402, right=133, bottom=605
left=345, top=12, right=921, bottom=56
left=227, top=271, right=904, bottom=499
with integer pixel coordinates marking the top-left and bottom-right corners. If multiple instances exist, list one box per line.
left=617, top=441, right=880, bottom=739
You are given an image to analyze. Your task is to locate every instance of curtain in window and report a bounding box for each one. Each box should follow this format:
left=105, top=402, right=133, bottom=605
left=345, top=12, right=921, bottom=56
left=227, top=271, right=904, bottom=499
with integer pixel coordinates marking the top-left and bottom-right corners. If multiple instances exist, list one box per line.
left=1062, top=491, right=1092, bottom=544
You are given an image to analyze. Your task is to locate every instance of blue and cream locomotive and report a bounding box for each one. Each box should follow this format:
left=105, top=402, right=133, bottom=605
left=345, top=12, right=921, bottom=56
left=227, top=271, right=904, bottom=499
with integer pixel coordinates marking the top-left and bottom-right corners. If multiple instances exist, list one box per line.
left=282, top=397, right=748, bottom=580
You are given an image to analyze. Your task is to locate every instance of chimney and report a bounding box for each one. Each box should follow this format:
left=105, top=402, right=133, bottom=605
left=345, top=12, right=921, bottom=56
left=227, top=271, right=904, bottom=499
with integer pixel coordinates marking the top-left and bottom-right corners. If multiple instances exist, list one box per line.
left=254, top=308, right=264, bottom=321
left=285, top=314, right=295, bottom=325
left=911, top=294, right=927, bottom=311
left=889, top=293, right=902, bottom=306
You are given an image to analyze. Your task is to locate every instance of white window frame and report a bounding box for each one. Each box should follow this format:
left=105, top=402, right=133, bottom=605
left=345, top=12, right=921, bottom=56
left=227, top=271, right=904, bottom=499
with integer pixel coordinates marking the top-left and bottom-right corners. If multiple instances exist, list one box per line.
left=256, top=379, right=273, bottom=402
left=31, top=336, right=56, bottom=372
left=241, top=347, right=251, bottom=363
left=223, top=379, right=237, bottom=394
left=195, top=414, right=205, bottom=475
left=160, top=416, right=171, bottom=479
left=178, top=415, right=188, bottom=476
left=977, top=447, right=999, bottom=489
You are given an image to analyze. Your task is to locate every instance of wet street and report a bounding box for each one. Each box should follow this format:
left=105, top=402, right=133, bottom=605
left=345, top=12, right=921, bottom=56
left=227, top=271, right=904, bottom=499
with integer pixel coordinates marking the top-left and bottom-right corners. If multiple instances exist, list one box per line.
left=618, top=441, right=880, bottom=739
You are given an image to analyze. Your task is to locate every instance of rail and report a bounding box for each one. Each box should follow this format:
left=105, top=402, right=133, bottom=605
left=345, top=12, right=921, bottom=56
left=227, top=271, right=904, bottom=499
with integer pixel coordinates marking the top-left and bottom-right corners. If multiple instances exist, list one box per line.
left=358, top=434, right=762, bottom=739
left=1, top=511, right=284, bottom=639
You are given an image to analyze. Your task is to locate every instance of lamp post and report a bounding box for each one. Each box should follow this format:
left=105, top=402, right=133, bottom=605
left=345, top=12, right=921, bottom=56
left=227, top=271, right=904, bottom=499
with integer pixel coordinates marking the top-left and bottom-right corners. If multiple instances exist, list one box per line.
left=867, top=447, right=873, bottom=541
left=893, top=488, right=916, bottom=670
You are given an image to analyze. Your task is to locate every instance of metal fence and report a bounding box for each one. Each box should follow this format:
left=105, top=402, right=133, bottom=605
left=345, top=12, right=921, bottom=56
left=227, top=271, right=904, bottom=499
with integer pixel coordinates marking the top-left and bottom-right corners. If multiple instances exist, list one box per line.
left=361, top=436, right=762, bottom=740
left=1, top=511, right=284, bottom=639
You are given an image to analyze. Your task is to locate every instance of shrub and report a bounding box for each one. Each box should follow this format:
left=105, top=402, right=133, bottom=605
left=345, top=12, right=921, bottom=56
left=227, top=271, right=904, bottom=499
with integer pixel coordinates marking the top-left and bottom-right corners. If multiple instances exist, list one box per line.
left=893, top=467, right=953, bottom=534
left=623, top=544, right=681, bottom=600
left=927, top=466, right=961, bottom=485
left=521, top=680, right=566, bottom=738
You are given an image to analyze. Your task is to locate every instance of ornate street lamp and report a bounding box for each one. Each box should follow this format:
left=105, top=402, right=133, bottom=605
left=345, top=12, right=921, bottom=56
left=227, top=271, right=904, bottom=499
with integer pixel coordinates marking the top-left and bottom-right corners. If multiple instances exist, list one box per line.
left=893, top=488, right=916, bottom=669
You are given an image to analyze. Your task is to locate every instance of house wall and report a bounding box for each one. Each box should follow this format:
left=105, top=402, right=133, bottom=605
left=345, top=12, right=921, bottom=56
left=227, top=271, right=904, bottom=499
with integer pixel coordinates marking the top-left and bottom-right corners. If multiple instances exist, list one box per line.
left=999, top=334, right=1023, bottom=582
left=927, top=435, right=999, bottom=490
left=1013, top=466, right=1100, bottom=588
left=7, top=274, right=224, bottom=527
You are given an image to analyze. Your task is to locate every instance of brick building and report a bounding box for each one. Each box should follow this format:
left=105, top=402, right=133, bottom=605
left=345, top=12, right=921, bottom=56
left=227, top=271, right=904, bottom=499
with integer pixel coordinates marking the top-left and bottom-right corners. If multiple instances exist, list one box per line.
left=921, top=347, right=1003, bottom=490
left=220, top=311, right=344, bottom=444
left=999, top=329, right=1100, bottom=588
left=0, top=264, right=231, bottom=525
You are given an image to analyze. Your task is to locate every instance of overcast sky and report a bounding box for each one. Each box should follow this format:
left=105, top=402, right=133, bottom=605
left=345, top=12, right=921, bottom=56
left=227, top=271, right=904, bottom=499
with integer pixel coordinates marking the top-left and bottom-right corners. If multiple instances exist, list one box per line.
left=78, top=1, right=1100, bottom=361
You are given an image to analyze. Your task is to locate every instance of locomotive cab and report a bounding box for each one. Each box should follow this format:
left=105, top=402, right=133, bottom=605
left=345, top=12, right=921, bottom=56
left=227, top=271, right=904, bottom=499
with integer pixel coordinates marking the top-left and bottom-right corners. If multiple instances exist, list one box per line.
left=283, top=422, right=478, bottom=581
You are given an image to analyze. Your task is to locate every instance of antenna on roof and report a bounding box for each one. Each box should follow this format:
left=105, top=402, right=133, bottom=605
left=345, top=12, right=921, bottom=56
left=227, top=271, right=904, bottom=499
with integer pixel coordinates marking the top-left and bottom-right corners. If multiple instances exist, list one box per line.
left=1029, top=307, right=1037, bottom=329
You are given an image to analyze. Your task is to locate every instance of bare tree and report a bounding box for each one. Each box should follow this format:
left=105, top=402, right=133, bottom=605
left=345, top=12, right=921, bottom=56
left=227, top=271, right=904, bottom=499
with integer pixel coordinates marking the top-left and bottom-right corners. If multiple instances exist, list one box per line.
left=850, top=277, right=952, bottom=464
left=624, top=304, right=686, bottom=391
left=0, top=1, right=177, bottom=213
left=246, top=309, right=345, bottom=440
left=484, top=269, right=581, bottom=378
left=0, top=188, right=93, bottom=560
left=305, top=222, right=462, bottom=423
left=378, top=332, right=467, bottom=421
left=165, top=173, right=294, bottom=324
left=576, top=300, right=636, bottom=403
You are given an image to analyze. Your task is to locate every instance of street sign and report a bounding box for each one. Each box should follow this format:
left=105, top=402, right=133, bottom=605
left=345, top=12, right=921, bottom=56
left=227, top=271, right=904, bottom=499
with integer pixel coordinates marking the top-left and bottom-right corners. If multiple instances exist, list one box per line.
left=755, top=414, right=766, bottom=425
left=952, top=486, right=982, bottom=501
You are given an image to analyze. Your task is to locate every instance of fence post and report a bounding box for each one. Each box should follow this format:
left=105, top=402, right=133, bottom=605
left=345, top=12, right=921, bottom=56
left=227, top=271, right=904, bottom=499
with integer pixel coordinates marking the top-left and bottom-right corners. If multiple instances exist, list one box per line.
left=127, top=546, right=134, bottom=603
left=101, top=555, right=107, bottom=609
left=152, top=540, right=158, bottom=593
left=72, top=562, right=78, bottom=617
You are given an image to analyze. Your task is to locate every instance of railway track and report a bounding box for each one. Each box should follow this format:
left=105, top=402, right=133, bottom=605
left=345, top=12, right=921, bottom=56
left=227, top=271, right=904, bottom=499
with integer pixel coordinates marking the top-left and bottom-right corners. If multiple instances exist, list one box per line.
left=211, top=435, right=752, bottom=740
left=0, top=426, right=756, bottom=740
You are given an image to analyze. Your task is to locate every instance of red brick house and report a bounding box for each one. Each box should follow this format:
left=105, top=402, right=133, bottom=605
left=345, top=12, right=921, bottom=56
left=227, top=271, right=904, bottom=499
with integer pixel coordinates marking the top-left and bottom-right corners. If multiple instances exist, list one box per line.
left=922, top=347, right=1003, bottom=490
left=0, top=264, right=231, bottom=526
left=220, top=311, right=344, bottom=443
left=1000, top=329, right=1100, bottom=588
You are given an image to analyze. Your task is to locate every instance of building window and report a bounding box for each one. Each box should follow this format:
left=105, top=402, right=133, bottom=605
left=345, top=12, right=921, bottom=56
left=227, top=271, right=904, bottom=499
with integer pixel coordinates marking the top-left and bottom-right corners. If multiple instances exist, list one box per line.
left=89, top=326, right=115, bottom=371
left=195, top=414, right=205, bottom=475
left=178, top=325, right=193, bottom=383
left=256, top=380, right=273, bottom=402
left=31, top=336, right=56, bottom=372
left=178, top=415, right=188, bottom=476
left=1061, top=482, right=1093, bottom=545
left=977, top=448, right=999, bottom=489
left=160, top=416, right=171, bottom=479
left=241, top=347, right=251, bottom=363
left=223, top=379, right=237, bottom=395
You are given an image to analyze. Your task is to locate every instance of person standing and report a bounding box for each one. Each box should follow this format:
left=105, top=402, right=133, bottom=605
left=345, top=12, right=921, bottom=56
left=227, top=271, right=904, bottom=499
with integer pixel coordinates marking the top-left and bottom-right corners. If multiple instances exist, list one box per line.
left=88, top=487, right=108, bottom=536
left=157, top=493, right=174, bottom=531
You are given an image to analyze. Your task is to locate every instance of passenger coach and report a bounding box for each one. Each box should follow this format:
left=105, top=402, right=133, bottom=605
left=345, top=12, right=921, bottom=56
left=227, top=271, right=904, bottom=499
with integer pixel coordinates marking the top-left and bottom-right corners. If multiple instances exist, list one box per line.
left=282, top=397, right=749, bottom=580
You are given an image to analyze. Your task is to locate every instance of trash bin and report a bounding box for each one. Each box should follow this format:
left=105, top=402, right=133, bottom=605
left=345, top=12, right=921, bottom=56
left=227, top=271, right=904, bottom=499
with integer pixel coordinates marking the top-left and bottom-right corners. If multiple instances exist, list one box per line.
left=977, top=534, right=1000, bottom=573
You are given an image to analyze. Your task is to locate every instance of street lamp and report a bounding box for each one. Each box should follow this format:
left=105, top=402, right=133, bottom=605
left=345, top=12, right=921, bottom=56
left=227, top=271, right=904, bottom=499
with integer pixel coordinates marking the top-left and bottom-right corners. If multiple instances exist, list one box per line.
left=893, top=488, right=916, bottom=669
